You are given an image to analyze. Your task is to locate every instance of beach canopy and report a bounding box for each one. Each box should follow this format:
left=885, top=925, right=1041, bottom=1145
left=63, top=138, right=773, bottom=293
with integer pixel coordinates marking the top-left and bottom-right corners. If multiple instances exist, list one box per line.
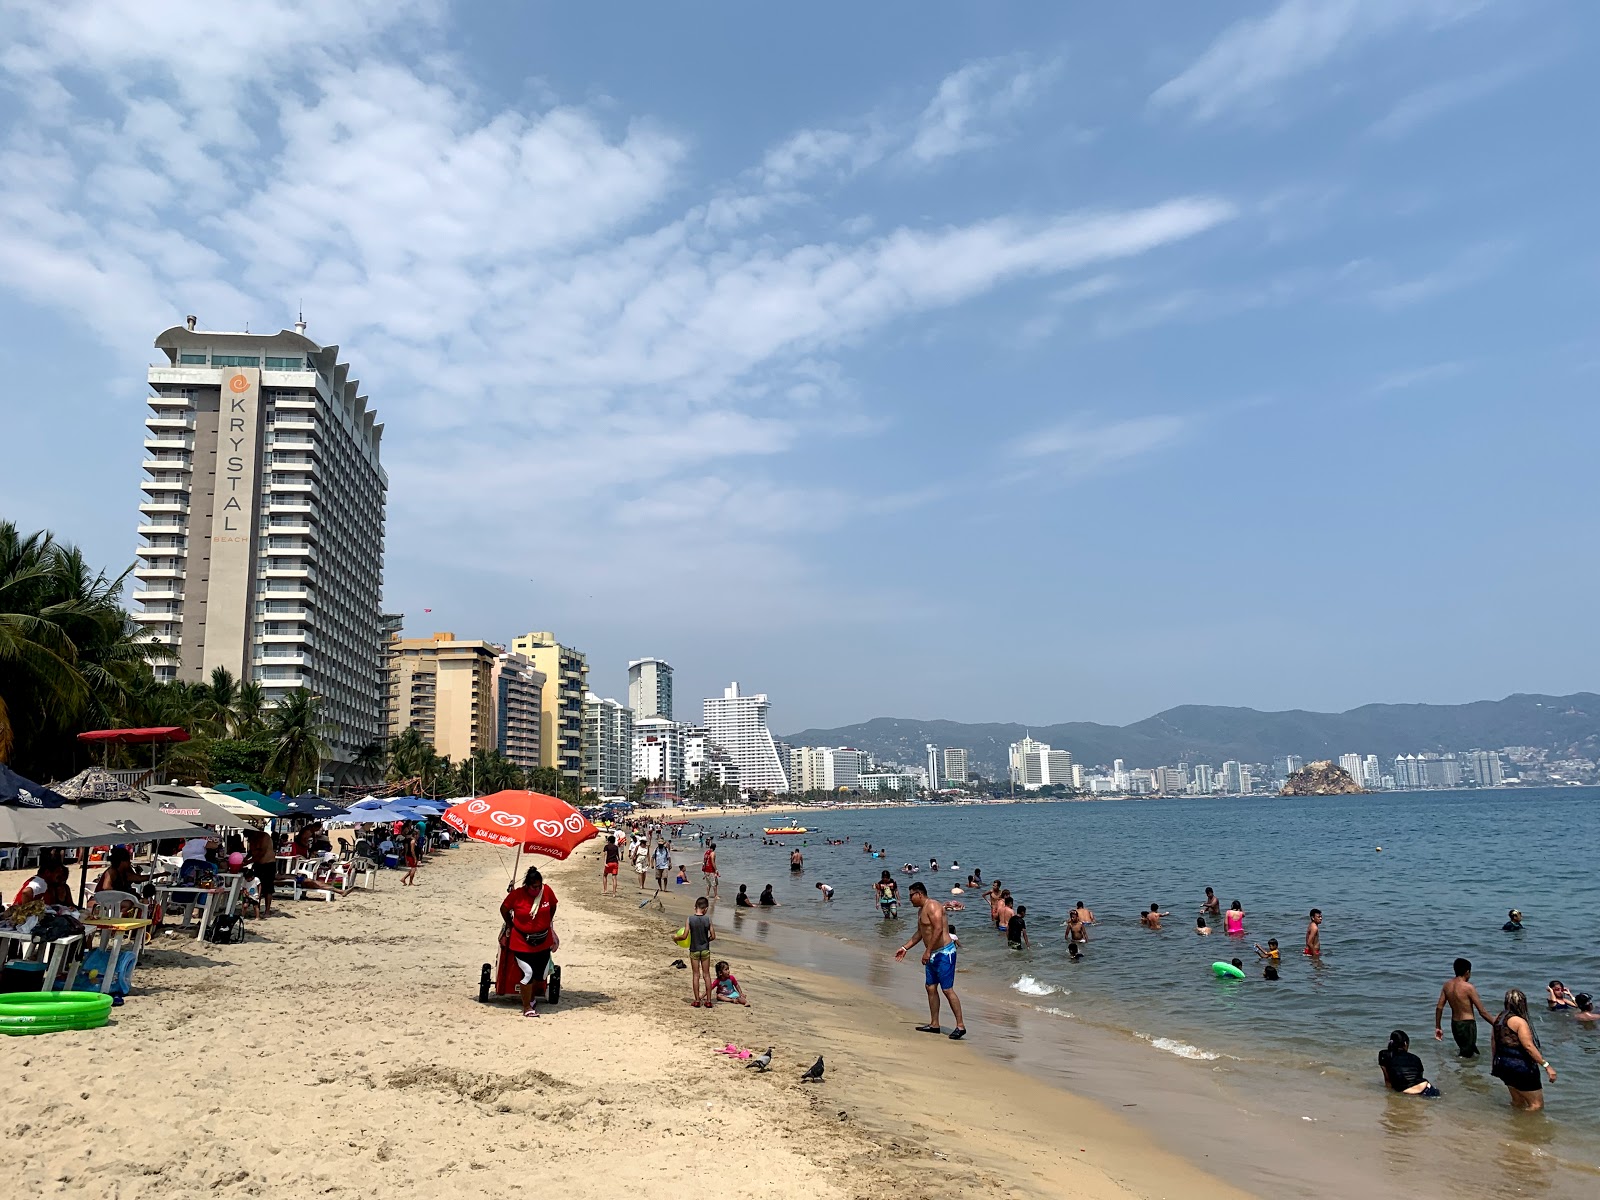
left=191, top=786, right=274, bottom=821
left=0, top=763, right=67, bottom=809
left=213, top=782, right=289, bottom=815
left=67, top=800, right=209, bottom=842
left=144, top=784, right=253, bottom=827
left=442, top=790, right=598, bottom=859
left=53, top=767, right=141, bottom=803
left=280, top=794, right=349, bottom=819
left=75, top=726, right=190, bottom=746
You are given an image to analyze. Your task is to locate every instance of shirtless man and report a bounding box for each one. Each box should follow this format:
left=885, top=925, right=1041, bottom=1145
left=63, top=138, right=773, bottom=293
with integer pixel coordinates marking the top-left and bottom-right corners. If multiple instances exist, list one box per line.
left=1140, top=903, right=1170, bottom=929
left=1202, top=887, right=1222, bottom=916
left=1435, top=957, right=1494, bottom=1057
left=993, top=890, right=1016, bottom=933
left=1066, top=906, right=1088, bottom=945
left=895, top=881, right=966, bottom=1040
left=1304, top=908, right=1323, bottom=957
left=1074, top=899, right=1095, bottom=928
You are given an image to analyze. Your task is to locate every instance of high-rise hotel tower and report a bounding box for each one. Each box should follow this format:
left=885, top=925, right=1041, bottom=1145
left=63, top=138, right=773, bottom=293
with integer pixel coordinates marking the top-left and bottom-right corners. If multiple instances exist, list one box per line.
left=134, top=319, right=387, bottom=767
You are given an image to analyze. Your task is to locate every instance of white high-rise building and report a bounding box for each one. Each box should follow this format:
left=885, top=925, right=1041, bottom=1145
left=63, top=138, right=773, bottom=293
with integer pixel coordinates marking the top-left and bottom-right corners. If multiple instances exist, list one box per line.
left=135, top=319, right=386, bottom=767
left=790, top=747, right=867, bottom=792
left=1338, top=753, right=1365, bottom=782
left=1191, top=764, right=1216, bottom=794
left=1222, top=761, right=1243, bottom=793
left=942, top=748, right=969, bottom=784
left=1362, top=755, right=1382, bottom=788
left=926, top=744, right=941, bottom=790
left=632, top=717, right=688, bottom=791
left=1009, top=736, right=1044, bottom=786
left=627, top=657, right=673, bottom=720
left=702, top=682, right=788, bottom=792
left=583, top=693, right=633, bottom=796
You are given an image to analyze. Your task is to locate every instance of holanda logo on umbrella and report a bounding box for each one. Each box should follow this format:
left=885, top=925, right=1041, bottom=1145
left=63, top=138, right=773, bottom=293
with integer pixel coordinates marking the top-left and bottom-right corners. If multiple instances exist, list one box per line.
left=490, top=811, right=526, bottom=828
left=467, top=799, right=491, bottom=814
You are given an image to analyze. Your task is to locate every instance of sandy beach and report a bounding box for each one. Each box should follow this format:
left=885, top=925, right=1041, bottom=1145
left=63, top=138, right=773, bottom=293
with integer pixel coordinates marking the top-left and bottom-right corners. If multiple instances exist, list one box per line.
left=1, top=845, right=1247, bottom=1200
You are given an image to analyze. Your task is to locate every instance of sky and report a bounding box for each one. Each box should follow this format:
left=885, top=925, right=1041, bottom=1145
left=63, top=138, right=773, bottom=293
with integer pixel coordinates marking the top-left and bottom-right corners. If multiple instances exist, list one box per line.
left=2, top=0, right=1598, bottom=733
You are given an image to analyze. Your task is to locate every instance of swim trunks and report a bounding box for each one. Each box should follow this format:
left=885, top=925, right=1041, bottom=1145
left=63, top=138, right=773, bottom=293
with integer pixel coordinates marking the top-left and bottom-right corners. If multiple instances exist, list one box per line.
left=1451, top=1019, right=1479, bottom=1057
left=924, top=943, right=957, bottom=990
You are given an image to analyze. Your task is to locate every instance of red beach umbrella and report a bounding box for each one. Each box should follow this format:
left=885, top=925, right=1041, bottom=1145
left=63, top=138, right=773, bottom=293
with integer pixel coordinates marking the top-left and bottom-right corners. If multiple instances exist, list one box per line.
left=441, top=790, right=598, bottom=861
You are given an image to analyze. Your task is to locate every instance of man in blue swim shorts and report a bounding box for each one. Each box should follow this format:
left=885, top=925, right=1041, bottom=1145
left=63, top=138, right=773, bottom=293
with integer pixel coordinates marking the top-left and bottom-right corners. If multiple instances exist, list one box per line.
left=895, top=881, right=967, bottom=1040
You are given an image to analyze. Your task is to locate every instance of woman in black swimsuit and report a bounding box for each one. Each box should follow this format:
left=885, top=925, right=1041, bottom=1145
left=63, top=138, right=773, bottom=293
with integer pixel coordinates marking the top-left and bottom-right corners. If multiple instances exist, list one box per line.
left=1491, top=988, right=1557, bottom=1109
left=1377, top=1030, right=1439, bottom=1096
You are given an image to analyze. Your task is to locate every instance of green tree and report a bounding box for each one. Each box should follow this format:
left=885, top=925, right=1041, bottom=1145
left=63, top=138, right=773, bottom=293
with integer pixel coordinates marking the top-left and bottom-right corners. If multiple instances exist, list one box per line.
left=266, top=688, right=337, bottom=794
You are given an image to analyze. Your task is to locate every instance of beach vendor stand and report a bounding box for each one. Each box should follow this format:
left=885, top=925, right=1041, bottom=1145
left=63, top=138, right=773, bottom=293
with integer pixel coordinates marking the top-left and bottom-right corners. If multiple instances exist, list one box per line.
left=441, top=790, right=597, bottom=1006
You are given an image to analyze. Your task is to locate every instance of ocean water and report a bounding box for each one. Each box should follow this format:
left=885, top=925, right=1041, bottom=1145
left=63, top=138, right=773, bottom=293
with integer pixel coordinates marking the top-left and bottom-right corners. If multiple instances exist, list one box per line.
left=695, top=789, right=1600, bottom=1196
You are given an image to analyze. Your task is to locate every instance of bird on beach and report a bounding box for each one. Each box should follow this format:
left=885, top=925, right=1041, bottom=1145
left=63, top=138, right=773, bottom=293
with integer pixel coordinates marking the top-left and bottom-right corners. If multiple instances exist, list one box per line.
left=747, top=1048, right=773, bottom=1072
left=800, top=1056, right=825, bottom=1082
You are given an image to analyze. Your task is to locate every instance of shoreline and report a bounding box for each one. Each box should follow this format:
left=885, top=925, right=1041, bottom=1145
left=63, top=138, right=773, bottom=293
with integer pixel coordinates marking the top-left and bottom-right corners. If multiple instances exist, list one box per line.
left=546, top=848, right=1252, bottom=1200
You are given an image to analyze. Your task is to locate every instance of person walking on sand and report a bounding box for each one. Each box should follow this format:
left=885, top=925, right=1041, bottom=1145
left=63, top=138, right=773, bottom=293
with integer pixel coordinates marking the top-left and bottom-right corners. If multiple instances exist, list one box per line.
left=601, top=835, right=621, bottom=895
left=1304, top=908, right=1323, bottom=957
left=244, top=827, right=277, bottom=918
left=1435, top=957, right=1495, bottom=1057
left=633, top=838, right=650, bottom=890
left=701, top=840, right=720, bottom=900
left=896, top=882, right=966, bottom=1040
left=500, top=866, right=559, bottom=1018
left=686, top=896, right=716, bottom=1008
left=652, top=840, right=671, bottom=892
left=1491, top=988, right=1556, bottom=1109
left=402, top=831, right=420, bottom=886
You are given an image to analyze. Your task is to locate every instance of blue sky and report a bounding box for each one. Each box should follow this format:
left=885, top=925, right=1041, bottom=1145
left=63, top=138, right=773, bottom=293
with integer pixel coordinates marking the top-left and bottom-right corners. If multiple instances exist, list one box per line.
left=2, top=0, right=1597, bottom=731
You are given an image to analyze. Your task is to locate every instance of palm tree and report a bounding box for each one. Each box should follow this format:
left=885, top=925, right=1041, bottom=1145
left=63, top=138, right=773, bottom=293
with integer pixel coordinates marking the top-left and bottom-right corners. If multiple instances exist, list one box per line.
left=0, top=521, right=171, bottom=774
left=266, top=688, right=337, bottom=794
left=353, top=739, right=385, bottom=783
left=233, top=680, right=265, bottom=736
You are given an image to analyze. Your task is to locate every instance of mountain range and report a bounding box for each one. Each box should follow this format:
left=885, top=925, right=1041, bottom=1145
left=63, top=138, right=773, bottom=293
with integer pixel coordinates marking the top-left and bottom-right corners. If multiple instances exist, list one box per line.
left=783, top=693, right=1600, bottom=779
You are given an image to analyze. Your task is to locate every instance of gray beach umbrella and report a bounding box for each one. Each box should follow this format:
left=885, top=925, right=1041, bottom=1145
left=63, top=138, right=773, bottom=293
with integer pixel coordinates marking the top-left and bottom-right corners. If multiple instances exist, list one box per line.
left=75, top=801, right=209, bottom=843
left=0, top=804, right=128, bottom=849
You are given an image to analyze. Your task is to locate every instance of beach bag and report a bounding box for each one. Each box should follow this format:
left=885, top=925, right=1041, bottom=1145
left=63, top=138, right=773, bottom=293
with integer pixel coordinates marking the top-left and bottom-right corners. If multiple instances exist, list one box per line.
left=205, top=914, right=244, bottom=944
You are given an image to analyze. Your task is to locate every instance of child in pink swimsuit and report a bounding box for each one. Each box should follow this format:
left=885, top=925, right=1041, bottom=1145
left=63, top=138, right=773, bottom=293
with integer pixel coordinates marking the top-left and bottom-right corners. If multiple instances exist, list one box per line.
left=1225, top=901, right=1245, bottom=935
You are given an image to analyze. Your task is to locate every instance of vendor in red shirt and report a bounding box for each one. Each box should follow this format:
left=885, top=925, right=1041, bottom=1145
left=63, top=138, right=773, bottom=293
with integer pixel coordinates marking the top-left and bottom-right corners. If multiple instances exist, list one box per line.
left=499, top=866, right=559, bottom=1017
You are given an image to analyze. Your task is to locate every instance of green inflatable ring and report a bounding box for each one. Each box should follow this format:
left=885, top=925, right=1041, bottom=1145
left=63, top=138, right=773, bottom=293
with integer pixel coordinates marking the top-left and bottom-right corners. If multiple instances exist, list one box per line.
left=1211, top=961, right=1246, bottom=979
left=0, top=992, right=114, bottom=1014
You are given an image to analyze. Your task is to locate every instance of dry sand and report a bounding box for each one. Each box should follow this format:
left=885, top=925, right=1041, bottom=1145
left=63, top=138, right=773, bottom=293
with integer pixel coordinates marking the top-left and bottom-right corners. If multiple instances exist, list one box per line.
left=1, top=847, right=1248, bottom=1199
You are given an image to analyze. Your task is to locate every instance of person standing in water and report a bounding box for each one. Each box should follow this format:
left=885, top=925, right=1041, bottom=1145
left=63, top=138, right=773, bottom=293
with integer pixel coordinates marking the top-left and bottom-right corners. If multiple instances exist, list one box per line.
left=896, top=881, right=966, bottom=1040
left=1224, top=900, right=1245, bottom=936
left=1491, top=988, right=1556, bottom=1109
left=789, top=848, right=804, bottom=873
left=1202, top=887, right=1221, bottom=916
left=1304, top=908, right=1323, bottom=957
left=1140, top=903, right=1170, bottom=930
left=1066, top=906, right=1088, bottom=946
left=1435, top=957, right=1495, bottom=1057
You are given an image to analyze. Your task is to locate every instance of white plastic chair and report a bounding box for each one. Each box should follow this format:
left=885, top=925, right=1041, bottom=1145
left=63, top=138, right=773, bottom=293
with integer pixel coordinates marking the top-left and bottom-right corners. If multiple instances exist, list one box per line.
left=89, top=890, right=151, bottom=919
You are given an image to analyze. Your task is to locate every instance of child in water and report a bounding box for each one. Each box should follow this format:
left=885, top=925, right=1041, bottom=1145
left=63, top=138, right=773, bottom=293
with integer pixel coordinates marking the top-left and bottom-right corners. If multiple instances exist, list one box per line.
left=711, top=960, right=749, bottom=1006
left=1255, top=938, right=1281, bottom=963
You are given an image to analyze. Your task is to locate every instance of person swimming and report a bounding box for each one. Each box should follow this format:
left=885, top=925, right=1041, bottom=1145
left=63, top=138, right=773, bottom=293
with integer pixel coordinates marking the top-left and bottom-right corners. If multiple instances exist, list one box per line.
left=1502, top=908, right=1523, bottom=931
left=1195, top=916, right=1211, bottom=936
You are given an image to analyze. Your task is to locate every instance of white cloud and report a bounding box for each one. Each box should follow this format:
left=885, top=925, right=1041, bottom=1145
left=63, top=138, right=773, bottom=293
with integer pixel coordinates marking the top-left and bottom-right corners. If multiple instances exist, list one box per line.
left=905, top=54, right=1059, bottom=164
left=1011, top=414, right=1192, bottom=476
left=1373, top=360, right=1469, bottom=393
left=1368, top=62, right=1526, bottom=139
left=1151, top=0, right=1487, bottom=121
left=0, top=2, right=1232, bottom=631
left=1365, top=239, right=1512, bottom=310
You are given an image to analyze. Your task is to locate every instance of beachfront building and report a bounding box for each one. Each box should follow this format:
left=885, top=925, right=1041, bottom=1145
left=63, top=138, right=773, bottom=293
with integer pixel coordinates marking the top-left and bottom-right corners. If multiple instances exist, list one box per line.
left=510, top=631, right=589, bottom=790
left=385, top=632, right=543, bottom=768
left=925, top=744, right=941, bottom=790
left=685, top=726, right=739, bottom=789
left=789, top=747, right=867, bottom=792
left=1362, top=755, right=1383, bottom=789
left=633, top=717, right=688, bottom=790
left=859, top=771, right=921, bottom=794
left=1338, top=753, right=1364, bottom=782
left=1221, top=760, right=1244, bottom=794
left=1010, top=739, right=1073, bottom=790
left=1153, top=765, right=1188, bottom=794
left=942, top=747, right=969, bottom=784
left=1190, top=764, right=1216, bottom=794
left=490, top=650, right=545, bottom=770
left=702, top=682, right=789, bottom=792
left=135, top=318, right=387, bottom=769
left=627, top=657, right=673, bottom=720
left=1471, top=749, right=1505, bottom=787
left=583, top=693, right=634, bottom=796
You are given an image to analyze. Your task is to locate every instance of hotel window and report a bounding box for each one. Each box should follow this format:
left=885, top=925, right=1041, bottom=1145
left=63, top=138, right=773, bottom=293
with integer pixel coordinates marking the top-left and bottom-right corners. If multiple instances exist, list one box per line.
left=212, top=355, right=261, bottom=368
left=179, top=353, right=207, bottom=364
